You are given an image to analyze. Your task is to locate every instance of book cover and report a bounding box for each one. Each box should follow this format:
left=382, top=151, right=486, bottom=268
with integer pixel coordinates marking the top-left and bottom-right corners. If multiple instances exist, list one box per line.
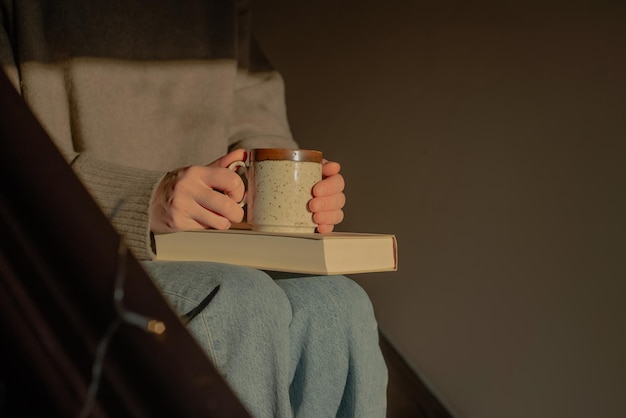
left=153, top=229, right=398, bottom=275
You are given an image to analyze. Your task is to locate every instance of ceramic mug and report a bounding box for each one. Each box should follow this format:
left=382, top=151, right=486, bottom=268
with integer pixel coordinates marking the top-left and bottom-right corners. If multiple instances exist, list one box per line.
left=228, top=148, right=323, bottom=233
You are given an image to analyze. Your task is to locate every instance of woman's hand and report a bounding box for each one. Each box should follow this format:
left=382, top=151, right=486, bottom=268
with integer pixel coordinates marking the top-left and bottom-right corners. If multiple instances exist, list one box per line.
left=309, top=160, right=346, bottom=233
left=150, top=149, right=246, bottom=233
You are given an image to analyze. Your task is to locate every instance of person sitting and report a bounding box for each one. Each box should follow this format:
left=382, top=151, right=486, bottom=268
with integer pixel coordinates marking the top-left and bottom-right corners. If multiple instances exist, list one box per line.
left=0, top=1, right=388, bottom=416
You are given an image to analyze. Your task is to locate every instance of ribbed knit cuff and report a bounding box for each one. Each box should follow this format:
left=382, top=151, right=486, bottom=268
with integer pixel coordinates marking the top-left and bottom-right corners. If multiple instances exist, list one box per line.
left=72, top=155, right=165, bottom=260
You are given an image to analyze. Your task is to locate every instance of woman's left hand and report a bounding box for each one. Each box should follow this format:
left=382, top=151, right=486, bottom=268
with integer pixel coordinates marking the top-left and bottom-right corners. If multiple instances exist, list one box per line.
left=309, top=160, right=346, bottom=233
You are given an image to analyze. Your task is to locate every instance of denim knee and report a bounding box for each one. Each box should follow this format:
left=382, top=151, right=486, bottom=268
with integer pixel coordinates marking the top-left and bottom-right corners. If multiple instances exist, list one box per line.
left=211, top=265, right=293, bottom=327
left=273, top=274, right=378, bottom=329
left=330, top=276, right=377, bottom=324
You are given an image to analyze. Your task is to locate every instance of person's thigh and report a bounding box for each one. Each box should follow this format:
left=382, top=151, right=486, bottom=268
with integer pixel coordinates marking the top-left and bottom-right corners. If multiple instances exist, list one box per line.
left=267, top=272, right=387, bottom=418
left=143, top=261, right=297, bottom=417
left=142, top=261, right=293, bottom=363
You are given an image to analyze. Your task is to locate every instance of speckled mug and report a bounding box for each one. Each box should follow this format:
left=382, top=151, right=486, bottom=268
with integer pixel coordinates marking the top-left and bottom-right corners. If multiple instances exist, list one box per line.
left=228, top=148, right=323, bottom=233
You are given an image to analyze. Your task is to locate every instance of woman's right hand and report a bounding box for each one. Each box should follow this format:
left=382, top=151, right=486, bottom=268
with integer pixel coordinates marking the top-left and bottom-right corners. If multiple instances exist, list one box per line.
left=150, top=149, right=247, bottom=233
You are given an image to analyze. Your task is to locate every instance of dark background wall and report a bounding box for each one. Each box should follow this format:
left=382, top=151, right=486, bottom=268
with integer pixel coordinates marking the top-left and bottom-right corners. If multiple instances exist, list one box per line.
left=253, top=1, right=626, bottom=417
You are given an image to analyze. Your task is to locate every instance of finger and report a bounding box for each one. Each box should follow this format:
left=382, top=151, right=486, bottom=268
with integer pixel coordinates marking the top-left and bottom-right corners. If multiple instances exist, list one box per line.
left=191, top=166, right=246, bottom=203
left=309, top=192, right=346, bottom=213
left=316, top=224, right=335, bottom=234
left=169, top=188, right=244, bottom=230
left=172, top=212, right=227, bottom=231
left=191, top=207, right=237, bottom=230
left=313, top=209, right=345, bottom=227
left=194, top=190, right=245, bottom=224
left=312, top=174, right=345, bottom=198
left=321, top=160, right=341, bottom=177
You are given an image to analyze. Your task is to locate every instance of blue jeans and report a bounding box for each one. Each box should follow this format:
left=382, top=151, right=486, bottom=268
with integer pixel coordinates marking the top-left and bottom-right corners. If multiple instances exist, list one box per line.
left=142, top=261, right=387, bottom=418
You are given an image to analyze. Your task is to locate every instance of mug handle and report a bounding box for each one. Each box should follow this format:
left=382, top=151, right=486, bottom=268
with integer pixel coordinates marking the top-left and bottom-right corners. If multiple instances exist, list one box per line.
left=227, top=160, right=247, bottom=207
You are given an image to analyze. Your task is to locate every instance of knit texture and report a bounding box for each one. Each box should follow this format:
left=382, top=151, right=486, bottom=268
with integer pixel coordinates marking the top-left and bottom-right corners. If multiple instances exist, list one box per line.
left=1, top=0, right=297, bottom=259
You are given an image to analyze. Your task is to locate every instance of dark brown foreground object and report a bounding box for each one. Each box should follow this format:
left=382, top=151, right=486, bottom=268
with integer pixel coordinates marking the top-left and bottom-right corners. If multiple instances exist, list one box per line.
left=0, top=69, right=250, bottom=417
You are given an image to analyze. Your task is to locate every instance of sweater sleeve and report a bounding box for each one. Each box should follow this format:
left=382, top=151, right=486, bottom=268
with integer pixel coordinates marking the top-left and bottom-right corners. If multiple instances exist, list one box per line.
left=72, top=155, right=165, bottom=260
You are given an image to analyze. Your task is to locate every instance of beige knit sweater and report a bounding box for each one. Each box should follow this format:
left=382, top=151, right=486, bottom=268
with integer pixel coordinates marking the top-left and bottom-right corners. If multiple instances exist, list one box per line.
left=0, top=0, right=297, bottom=259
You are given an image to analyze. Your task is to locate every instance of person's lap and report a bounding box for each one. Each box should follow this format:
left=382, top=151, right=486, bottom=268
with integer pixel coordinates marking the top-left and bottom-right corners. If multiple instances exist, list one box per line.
left=142, top=261, right=387, bottom=418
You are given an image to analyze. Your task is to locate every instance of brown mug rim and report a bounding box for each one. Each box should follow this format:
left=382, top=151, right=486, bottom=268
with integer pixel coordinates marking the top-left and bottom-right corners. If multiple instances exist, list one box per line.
left=250, top=148, right=323, bottom=163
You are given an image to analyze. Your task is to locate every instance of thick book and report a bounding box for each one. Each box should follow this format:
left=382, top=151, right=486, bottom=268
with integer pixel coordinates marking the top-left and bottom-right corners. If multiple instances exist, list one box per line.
left=153, top=229, right=398, bottom=275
